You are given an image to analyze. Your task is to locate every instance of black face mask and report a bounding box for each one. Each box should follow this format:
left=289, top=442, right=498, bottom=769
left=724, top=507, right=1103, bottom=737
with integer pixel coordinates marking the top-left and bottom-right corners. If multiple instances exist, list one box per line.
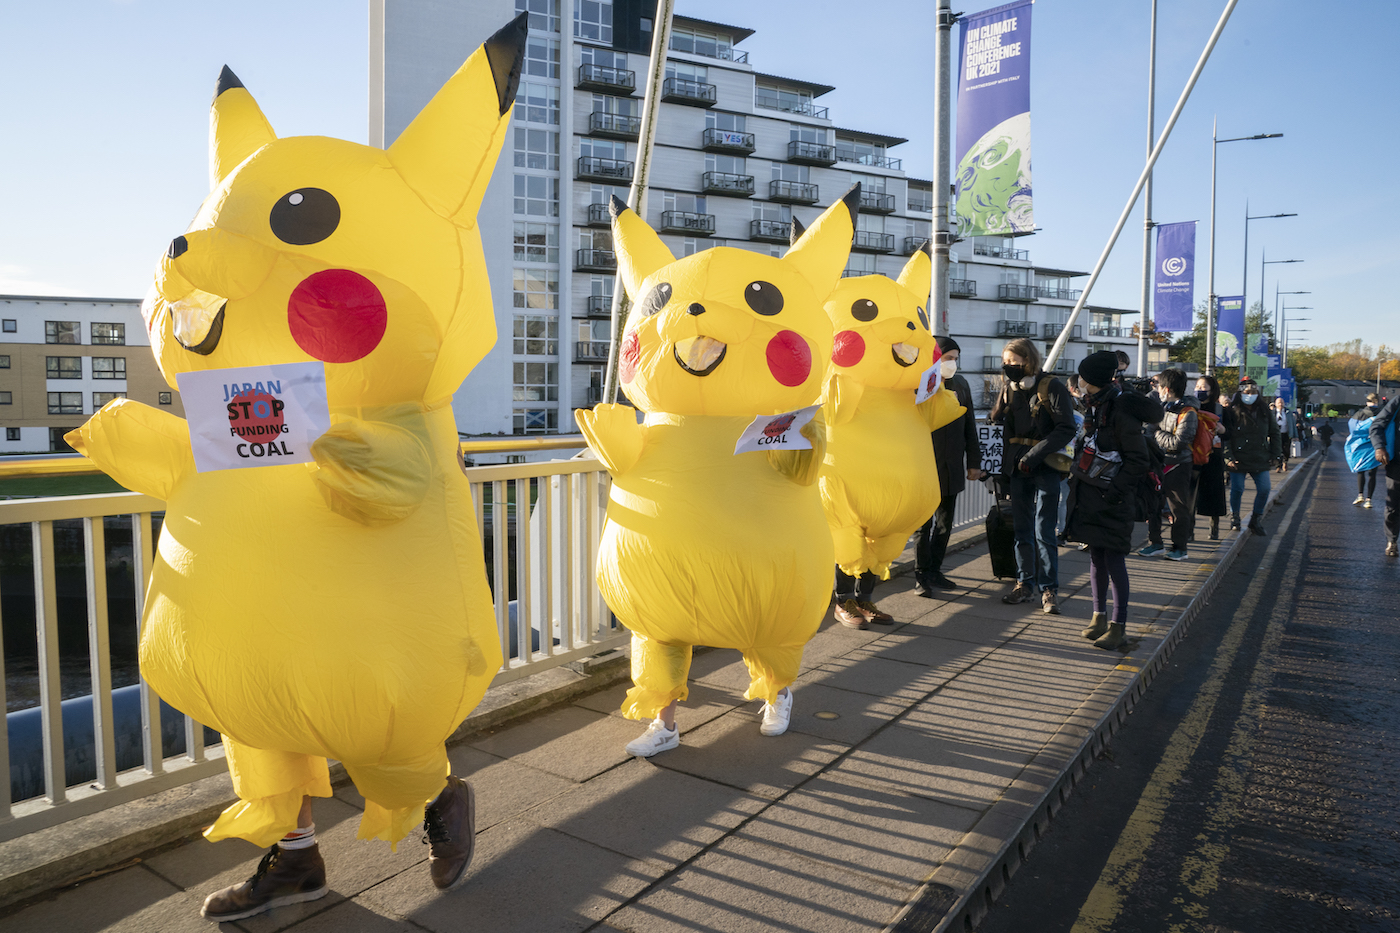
left=1195, top=390, right=1211, bottom=402
left=1003, top=363, right=1025, bottom=383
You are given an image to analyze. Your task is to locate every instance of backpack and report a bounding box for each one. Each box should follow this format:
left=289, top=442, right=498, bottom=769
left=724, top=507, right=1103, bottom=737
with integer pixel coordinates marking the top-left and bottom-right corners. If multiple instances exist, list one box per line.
left=1190, top=409, right=1219, bottom=466
left=1028, top=375, right=1074, bottom=473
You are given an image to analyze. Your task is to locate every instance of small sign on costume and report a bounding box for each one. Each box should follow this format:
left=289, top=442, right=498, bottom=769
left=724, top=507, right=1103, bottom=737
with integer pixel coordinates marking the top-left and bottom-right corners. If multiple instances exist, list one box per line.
left=177, top=362, right=331, bottom=473
left=915, top=363, right=944, bottom=404
left=734, top=405, right=819, bottom=455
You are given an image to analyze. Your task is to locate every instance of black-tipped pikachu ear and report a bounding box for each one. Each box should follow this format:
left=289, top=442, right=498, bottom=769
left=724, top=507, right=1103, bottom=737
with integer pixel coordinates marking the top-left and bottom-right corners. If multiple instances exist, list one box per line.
left=784, top=183, right=859, bottom=297
left=789, top=216, right=807, bottom=246
left=388, top=12, right=528, bottom=225
left=209, top=66, right=276, bottom=190
left=609, top=196, right=675, bottom=299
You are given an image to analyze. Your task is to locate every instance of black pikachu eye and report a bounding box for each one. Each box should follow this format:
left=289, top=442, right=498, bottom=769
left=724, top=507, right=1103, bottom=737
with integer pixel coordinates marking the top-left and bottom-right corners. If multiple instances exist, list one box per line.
left=916, top=306, right=929, bottom=330
left=851, top=299, right=878, bottom=322
left=743, top=281, right=784, bottom=316
left=637, top=282, right=672, bottom=317
left=269, top=188, right=341, bottom=245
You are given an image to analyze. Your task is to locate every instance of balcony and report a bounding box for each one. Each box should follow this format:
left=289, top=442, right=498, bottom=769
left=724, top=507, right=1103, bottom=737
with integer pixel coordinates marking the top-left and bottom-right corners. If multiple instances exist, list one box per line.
left=997, top=283, right=1037, bottom=302
left=975, top=243, right=1030, bottom=261
left=1036, top=285, right=1083, bottom=301
left=659, top=210, right=716, bottom=235
left=575, top=340, right=612, bottom=362
left=1089, top=325, right=1127, bottom=338
left=769, top=179, right=819, bottom=204
left=701, top=127, right=755, bottom=154
left=577, top=64, right=635, bottom=93
left=852, top=230, right=895, bottom=253
left=575, top=249, right=616, bottom=272
left=661, top=76, right=717, bottom=107
left=585, top=202, right=611, bottom=227
left=669, top=40, right=748, bottom=64
left=576, top=156, right=633, bottom=182
left=836, top=152, right=903, bottom=171
left=786, top=140, right=836, bottom=166
left=587, top=111, right=640, bottom=140
left=583, top=294, right=613, bottom=317
left=997, top=320, right=1038, bottom=337
left=1043, top=323, right=1084, bottom=340
left=950, top=278, right=977, bottom=298
left=754, top=90, right=829, bottom=120
left=750, top=219, right=793, bottom=243
left=902, top=236, right=928, bottom=255
left=859, top=192, right=897, bottom=214
left=701, top=171, right=755, bottom=197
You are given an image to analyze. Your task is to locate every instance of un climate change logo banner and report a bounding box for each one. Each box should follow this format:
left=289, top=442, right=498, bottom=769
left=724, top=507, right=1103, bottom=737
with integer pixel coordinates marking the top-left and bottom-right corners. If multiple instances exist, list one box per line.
left=955, top=0, right=1033, bottom=238
left=1154, top=221, right=1196, bottom=332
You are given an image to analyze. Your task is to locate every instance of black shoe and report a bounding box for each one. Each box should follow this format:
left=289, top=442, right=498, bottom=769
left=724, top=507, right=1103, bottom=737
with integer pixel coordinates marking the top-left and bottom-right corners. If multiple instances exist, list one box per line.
left=931, top=572, right=958, bottom=590
left=912, top=575, right=933, bottom=597
left=1248, top=514, right=1266, bottom=537
left=201, top=845, right=328, bottom=922
left=1002, top=582, right=1035, bottom=605
left=424, top=776, right=476, bottom=890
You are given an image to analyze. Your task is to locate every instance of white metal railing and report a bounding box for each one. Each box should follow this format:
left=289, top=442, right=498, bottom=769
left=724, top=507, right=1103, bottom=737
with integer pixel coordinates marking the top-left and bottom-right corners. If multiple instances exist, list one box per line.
left=0, top=457, right=621, bottom=840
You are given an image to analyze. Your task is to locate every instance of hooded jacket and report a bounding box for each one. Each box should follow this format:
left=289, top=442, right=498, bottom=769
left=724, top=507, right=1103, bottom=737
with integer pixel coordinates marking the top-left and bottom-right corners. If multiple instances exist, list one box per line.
left=1156, top=395, right=1200, bottom=467
left=1224, top=394, right=1281, bottom=473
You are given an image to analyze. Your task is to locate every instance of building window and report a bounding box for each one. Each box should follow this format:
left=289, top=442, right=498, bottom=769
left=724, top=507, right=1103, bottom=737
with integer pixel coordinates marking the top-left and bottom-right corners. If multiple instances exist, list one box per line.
left=513, top=361, right=558, bottom=402
left=705, top=153, right=745, bottom=175
left=579, top=228, right=612, bottom=253
left=513, top=315, right=559, bottom=356
left=753, top=201, right=791, bottom=222
left=513, top=222, right=559, bottom=263
left=579, top=137, right=625, bottom=161
left=908, top=187, right=934, bottom=212
left=513, top=174, right=559, bottom=217
left=851, top=172, right=886, bottom=194
left=706, top=111, right=746, bottom=133
left=0, top=392, right=11, bottom=405
left=91, top=322, right=126, bottom=345
left=45, top=321, right=80, bottom=344
left=524, top=36, right=559, bottom=78
left=663, top=191, right=707, bottom=214
left=0, top=355, right=9, bottom=368
left=574, top=0, right=612, bottom=42
left=836, top=136, right=889, bottom=166
left=578, top=318, right=610, bottom=343
left=907, top=218, right=932, bottom=241
left=513, top=127, right=559, bottom=170
left=845, top=254, right=878, bottom=277
left=790, top=123, right=827, bottom=145
left=591, top=93, right=638, bottom=118
left=772, top=162, right=810, bottom=183
left=515, top=82, right=560, bottom=125
left=46, top=356, right=83, bottom=379
left=755, top=84, right=814, bottom=116
left=93, top=391, right=127, bottom=408
left=159, top=391, right=173, bottom=405
left=515, top=0, right=560, bottom=33
left=48, top=391, right=83, bottom=414
left=2, top=319, right=15, bottom=333
left=670, top=24, right=733, bottom=60
left=513, top=268, right=560, bottom=310
left=856, top=214, right=885, bottom=234
left=589, top=183, right=626, bottom=207
left=999, top=302, right=1028, bottom=322
left=5, top=427, right=19, bottom=440
left=513, top=408, right=559, bottom=435
left=681, top=238, right=714, bottom=258
left=91, top=356, right=127, bottom=379
left=664, top=61, right=708, bottom=83
left=578, top=46, right=624, bottom=69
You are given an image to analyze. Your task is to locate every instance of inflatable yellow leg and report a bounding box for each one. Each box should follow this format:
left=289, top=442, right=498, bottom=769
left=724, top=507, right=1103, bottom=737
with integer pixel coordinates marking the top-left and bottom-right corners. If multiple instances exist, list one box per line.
left=206, top=739, right=333, bottom=848
left=346, top=747, right=452, bottom=850
left=741, top=643, right=805, bottom=706
left=622, top=634, right=691, bottom=721
left=832, top=524, right=868, bottom=578
left=867, top=532, right=912, bottom=580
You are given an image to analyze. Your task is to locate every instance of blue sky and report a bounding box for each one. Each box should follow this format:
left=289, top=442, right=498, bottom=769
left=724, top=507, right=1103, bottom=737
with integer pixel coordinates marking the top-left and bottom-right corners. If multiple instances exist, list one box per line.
left=2, top=0, right=1395, bottom=351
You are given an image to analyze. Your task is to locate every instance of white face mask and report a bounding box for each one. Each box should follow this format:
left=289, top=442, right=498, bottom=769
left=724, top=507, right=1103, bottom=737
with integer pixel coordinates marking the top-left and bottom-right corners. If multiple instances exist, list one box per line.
left=940, top=359, right=958, bottom=378
left=1241, top=392, right=1259, bottom=405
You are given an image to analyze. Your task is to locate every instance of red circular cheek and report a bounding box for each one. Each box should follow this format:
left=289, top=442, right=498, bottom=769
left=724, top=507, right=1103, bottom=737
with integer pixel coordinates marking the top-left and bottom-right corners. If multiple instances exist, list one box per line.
left=619, top=331, right=640, bottom=385
left=287, top=269, right=387, bottom=364
left=766, top=330, right=812, bottom=387
left=832, top=330, right=866, bottom=368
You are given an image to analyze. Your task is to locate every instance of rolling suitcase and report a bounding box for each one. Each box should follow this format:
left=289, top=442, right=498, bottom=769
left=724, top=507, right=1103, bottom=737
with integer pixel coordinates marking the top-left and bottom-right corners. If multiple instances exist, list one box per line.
left=985, top=477, right=1018, bottom=579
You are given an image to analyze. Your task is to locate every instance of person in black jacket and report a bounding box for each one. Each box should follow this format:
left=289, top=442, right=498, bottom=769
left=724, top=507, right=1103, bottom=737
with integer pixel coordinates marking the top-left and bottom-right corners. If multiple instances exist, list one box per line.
left=915, top=337, right=984, bottom=594
left=1193, top=375, right=1230, bottom=539
left=989, top=337, right=1078, bottom=614
left=1368, top=394, right=1400, bottom=557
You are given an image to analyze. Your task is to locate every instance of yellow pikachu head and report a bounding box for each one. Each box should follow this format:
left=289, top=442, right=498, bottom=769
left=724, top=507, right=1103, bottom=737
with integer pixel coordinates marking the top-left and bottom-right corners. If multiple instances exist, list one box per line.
left=143, top=13, right=528, bottom=409
left=823, top=242, right=938, bottom=391
left=610, top=187, right=859, bottom=416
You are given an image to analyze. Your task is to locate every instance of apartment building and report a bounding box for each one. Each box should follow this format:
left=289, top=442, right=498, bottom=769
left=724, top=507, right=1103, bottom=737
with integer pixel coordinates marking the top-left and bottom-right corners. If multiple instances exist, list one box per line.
left=0, top=295, right=182, bottom=454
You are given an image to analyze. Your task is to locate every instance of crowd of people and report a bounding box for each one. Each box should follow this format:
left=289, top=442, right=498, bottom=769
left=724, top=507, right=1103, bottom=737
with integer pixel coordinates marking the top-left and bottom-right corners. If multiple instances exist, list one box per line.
left=906, top=342, right=1400, bottom=651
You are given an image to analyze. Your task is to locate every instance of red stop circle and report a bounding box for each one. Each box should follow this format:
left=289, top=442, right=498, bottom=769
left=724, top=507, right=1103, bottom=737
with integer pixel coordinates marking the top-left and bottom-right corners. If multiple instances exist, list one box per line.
left=228, top=389, right=286, bottom=444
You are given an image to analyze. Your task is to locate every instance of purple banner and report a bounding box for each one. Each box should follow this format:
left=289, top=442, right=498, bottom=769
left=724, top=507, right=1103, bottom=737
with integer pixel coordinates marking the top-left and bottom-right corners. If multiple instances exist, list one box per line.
left=1153, top=221, right=1195, bottom=331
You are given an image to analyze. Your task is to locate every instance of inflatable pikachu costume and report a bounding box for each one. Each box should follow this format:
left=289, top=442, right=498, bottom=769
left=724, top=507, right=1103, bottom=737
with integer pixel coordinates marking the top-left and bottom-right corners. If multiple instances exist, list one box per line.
left=819, top=244, right=966, bottom=580
left=66, top=17, right=528, bottom=850
left=577, top=191, right=859, bottom=729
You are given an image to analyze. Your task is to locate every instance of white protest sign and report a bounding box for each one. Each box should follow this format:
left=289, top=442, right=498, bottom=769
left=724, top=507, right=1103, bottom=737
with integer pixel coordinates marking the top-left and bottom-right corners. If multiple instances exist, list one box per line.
left=914, top=363, right=945, bottom=404
left=177, top=362, right=331, bottom=473
left=734, top=405, right=820, bottom=455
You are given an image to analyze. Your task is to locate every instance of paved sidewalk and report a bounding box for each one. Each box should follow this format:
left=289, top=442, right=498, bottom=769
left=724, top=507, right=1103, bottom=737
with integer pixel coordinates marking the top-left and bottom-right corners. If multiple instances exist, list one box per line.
left=0, top=464, right=1310, bottom=933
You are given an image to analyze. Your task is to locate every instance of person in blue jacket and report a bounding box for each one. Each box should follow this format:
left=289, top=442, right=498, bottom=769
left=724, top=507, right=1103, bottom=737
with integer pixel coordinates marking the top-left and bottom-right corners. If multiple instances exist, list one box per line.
left=1369, top=394, right=1400, bottom=557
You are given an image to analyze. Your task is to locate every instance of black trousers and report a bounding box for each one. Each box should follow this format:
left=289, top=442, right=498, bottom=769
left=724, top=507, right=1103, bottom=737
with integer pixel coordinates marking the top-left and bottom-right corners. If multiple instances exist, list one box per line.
left=915, top=492, right=959, bottom=581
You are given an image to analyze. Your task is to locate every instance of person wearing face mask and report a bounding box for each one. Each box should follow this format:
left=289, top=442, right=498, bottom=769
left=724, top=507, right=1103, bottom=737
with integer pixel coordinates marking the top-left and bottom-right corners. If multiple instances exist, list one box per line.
left=1193, top=375, right=1230, bottom=539
left=1272, top=397, right=1297, bottom=473
left=1224, top=376, right=1281, bottom=535
left=914, top=337, right=984, bottom=594
left=989, top=337, right=1078, bottom=613
left=1138, top=368, right=1198, bottom=561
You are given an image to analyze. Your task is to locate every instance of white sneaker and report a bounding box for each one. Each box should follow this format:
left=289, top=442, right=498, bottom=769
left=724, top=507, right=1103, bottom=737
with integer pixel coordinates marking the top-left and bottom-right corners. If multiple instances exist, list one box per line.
left=624, top=718, right=678, bottom=757
left=1354, top=495, right=1366, bottom=506
left=1364, top=498, right=1373, bottom=509
left=760, top=689, right=793, bottom=737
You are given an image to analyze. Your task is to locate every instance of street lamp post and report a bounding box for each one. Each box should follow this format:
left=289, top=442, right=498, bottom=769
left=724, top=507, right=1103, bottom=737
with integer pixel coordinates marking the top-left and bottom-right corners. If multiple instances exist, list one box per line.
left=1236, top=205, right=1296, bottom=377
left=1281, top=306, right=1312, bottom=366
left=1206, top=127, right=1282, bottom=375
left=1260, top=254, right=1302, bottom=347
left=1275, top=288, right=1309, bottom=350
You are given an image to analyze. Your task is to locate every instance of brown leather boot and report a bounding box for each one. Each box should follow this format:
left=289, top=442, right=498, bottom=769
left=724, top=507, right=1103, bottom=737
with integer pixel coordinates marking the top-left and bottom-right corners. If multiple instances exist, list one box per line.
left=423, top=775, right=476, bottom=890
left=200, top=844, right=328, bottom=922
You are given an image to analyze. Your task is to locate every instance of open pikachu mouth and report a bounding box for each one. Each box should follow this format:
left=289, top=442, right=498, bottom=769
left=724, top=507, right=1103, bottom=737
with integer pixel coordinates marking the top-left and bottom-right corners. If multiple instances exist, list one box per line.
left=170, top=291, right=228, bottom=355
left=891, top=342, right=919, bottom=368
left=673, top=336, right=727, bottom=377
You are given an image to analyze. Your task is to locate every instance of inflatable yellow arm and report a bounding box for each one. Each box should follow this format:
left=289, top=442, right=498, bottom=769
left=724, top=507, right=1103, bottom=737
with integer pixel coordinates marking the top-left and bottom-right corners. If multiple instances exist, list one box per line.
left=309, top=418, right=433, bottom=526
left=575, top=403, right=644, bottom=476
left=822, top=371, right=865, bottom=427
left=918, top=386, right=967, bottom=432
left=64, top=400, right=194, bottom=501
left=767, top=411, right=826, bottom=487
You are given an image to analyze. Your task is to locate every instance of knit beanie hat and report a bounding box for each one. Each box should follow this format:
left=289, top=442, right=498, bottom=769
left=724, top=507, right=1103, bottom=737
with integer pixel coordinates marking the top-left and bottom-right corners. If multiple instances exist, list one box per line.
left=1078, top=350, right=1118, bottom=388
left=935, top=335, right=961, bottom=356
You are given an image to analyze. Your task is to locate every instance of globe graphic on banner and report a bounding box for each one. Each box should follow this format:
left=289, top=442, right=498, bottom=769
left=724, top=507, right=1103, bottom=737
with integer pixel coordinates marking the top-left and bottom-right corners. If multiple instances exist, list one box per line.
left=1215, top=331, right=1241, bottom=367
left=955, top=112, right=1033, bottom=237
